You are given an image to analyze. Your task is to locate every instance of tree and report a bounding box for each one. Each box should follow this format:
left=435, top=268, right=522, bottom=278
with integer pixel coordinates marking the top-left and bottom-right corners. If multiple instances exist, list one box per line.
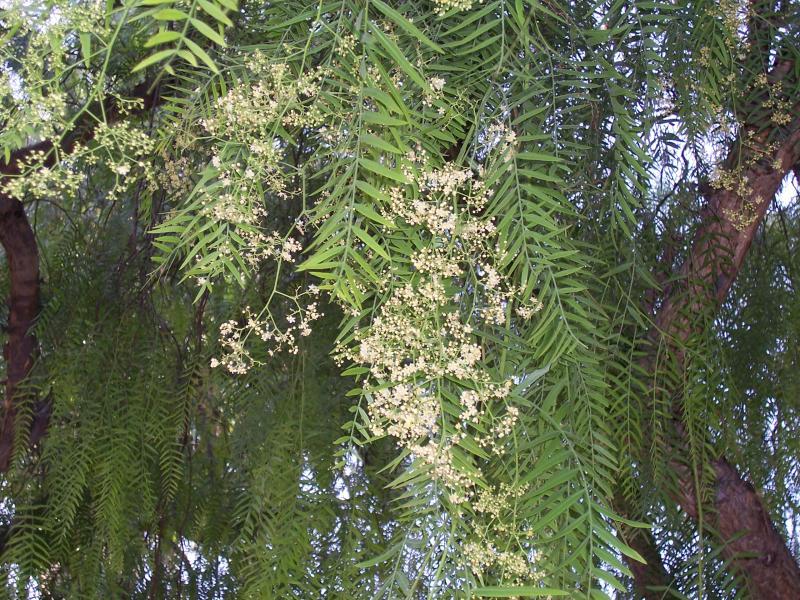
left=0, top=0, right=798, bottom=597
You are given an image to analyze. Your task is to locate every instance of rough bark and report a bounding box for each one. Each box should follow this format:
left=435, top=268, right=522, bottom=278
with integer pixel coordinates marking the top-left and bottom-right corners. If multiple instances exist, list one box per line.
left=0, top=195, right=39, bottom=471
left=631, top=59, right=800, bottom=597
left=676, top=458, right=800, bottom=597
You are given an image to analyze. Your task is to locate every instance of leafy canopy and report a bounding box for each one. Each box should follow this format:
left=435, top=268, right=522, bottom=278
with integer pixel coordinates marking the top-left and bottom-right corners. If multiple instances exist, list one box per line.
left=0, top=0, right=798, bottom=597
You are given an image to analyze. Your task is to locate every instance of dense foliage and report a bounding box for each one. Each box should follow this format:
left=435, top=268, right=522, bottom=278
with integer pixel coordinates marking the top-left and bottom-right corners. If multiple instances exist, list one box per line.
left=0, top=0, right=798, bottom=597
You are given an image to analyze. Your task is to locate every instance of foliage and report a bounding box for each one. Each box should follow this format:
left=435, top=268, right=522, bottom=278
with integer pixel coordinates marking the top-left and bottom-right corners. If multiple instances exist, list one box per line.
left=0, top=0, right=798, bottom=597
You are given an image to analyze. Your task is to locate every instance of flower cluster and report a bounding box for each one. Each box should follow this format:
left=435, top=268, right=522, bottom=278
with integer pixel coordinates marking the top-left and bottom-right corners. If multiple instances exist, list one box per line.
left=1, top=148, right=84, bottom=201
left=1, top=0, right=108, bottom=142
left=760, top=80, right=794, bottom=127
left=352, top=279, right=484, bottom=383
left=709, top=129, right=779, bottom=232
left=722, top=194, right=762, bottom=231
left=183, top=57, right=345, bottom=370
left=337, top=147, right=543, bottom=502
left=431, top=0, right=476, bottom=16
left=338, top=274, right=519, bottom=500
left=482, top=122, right=518, bottom=159
left=461, top=482, right=544, bottom=585
left=150, top=155, right=196, bottom=198
left=707, top=0, right=749, bottom=44
left=177, top=57, right=330, bottom=285
left=423, top=76, right=447, bottom=109
left=211, top=293, right=323, bottom=374
left=464, top=540, right=537, bottom=582
left=201, top=56, right=327, bottom=138
left=2, top=121, right=154, bottom=202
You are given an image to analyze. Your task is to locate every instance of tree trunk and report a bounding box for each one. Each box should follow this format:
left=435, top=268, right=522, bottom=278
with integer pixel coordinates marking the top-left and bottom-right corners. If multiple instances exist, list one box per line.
left=0, top=195, right=39, bottom=471
left=675, top=458, right=800, bottom=598
left=631, top=56, right=800, bottom=596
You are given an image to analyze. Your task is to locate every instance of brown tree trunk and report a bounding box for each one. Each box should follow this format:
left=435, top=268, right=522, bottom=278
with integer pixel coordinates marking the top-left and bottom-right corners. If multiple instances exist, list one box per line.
left=675, top=458, right=800, bottom=598
left=627, top=533, right=671, bottom=600
left=615, top=492, right=672, bottom=600
left=0, top=195, right=39, bottom=471
left=630, top=56, right=800, bottom=596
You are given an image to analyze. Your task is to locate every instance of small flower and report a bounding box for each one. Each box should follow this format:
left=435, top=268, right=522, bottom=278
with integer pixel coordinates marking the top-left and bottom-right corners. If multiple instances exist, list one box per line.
left=429, top=76, right=446, bottom=92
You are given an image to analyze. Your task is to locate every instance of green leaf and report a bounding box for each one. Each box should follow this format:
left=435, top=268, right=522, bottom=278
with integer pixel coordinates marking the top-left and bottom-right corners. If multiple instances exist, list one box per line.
left=370, top=0, right=443, bottom=53
left=184, top=37, right=219, bottom=72
left=370, top=27, right=427, bottom=89
left=352, top=225, right=389, bottom=260
left=191, top=18, right=226, bottom=46
left=153, top=7, right=188, bottom=19
left=131, top=49, right=176, bottom=72
left=595, top=524, right=646, bottom=564
left=528, top=490, right=583, bottom=534
left=297, top=245, right=344, bottom=272
left=361, top=133, right=404, bottom=154
left=362, top=112, right=407, bottom=127
left=472, top=587, right=569, bottom=597
left=359, top=158, right=408, bottom=183
left=350, top=247, right=382, bottom=283
left=355, top=541, right=402, bottom=568
left=144, top=30, right=182, bottom=47
left=354, top=179, right=391, bottom=203
left=197, top=0, right=234, bottom=27
left=177, top=48, right=199, bottom=67
left=513, top=0, right=526, bottom=28
left=516, top=151, right=562, bottom=163
left=363, top=87, right=403, bottom=114
left=79, top=32, right=91, bottom=67
left=354, top=203, right=395, bottom=228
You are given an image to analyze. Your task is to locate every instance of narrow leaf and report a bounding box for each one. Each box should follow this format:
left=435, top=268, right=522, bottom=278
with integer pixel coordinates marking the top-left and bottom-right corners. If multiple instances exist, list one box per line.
left=184, top=37, right=219, bottom=72
left=370, top=0, right=444, bottom=53
left=144, top=30, right=182, bottom=47
left=197, top=0, right=234, bottom=27
left=153, top=7, right=188, bottom=19
left=132, top=49, right=176, bottom=72
left=473, top=587, right=569, bottom=597
left=191, top=18, right=226, bottom=46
